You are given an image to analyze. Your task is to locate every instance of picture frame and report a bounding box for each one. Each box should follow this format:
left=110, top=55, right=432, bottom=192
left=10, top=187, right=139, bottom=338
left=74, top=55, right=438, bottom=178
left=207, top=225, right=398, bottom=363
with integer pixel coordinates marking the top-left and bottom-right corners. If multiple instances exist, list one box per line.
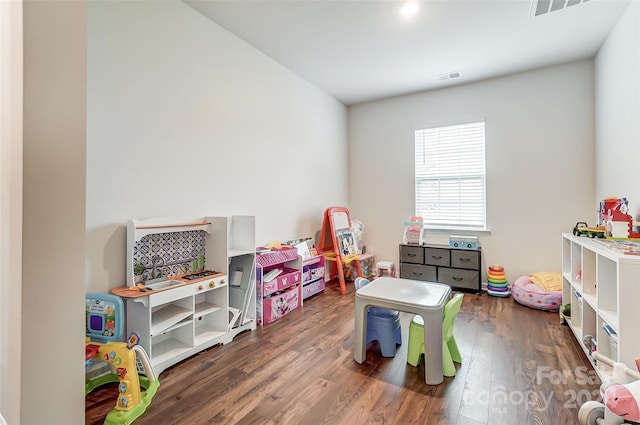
left=336, top=229, right=358, bottom=257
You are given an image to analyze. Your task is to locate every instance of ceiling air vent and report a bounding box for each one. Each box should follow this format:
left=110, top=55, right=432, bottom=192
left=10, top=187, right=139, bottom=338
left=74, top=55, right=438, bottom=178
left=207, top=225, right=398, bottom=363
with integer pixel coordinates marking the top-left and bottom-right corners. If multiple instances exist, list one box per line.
left=532, top=0, right=590, bottom=17
left=437, top=70, right=461, bottom=81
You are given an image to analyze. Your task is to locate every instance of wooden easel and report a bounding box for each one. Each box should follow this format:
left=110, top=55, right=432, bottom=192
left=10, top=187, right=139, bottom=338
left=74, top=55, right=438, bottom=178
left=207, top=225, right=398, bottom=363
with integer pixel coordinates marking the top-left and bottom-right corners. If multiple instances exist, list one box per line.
left=318, top=206, right=362, bottom=295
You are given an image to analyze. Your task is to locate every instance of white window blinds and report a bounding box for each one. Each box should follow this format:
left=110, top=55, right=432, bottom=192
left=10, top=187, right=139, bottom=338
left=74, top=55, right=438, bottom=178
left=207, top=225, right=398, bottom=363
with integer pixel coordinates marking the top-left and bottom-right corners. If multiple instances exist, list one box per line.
left=415, top=121, right=486, bottom=230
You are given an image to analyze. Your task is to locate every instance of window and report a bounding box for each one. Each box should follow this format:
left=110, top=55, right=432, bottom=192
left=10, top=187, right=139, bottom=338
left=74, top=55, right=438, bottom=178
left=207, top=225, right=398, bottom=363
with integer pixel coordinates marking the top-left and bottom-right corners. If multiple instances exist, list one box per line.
left=414, top=121, right=486, bottom=230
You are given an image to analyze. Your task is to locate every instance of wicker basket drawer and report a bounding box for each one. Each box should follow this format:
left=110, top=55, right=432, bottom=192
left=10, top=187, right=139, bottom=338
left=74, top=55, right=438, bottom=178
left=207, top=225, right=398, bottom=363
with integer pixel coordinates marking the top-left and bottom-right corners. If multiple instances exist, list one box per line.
left=400, top=263, right=436, bottom=282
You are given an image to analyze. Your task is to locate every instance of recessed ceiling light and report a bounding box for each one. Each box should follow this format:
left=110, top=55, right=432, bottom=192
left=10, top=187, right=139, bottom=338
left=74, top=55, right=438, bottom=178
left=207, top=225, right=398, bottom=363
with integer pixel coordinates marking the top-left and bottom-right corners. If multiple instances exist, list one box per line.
left=400, top=1, right=419, bottom=17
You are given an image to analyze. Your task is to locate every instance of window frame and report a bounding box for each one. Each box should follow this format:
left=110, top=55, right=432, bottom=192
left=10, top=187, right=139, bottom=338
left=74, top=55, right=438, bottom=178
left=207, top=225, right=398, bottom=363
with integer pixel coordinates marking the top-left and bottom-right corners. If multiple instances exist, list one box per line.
left=414, top=120, right=487, bottom=232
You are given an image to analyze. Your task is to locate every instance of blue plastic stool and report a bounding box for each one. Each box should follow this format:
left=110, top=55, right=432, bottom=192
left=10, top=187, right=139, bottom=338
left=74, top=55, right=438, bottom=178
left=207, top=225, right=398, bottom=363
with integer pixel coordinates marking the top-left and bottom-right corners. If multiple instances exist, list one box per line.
left=354, top=277, right=402, bottom=357
left=366, top=307, right=402, bottom=357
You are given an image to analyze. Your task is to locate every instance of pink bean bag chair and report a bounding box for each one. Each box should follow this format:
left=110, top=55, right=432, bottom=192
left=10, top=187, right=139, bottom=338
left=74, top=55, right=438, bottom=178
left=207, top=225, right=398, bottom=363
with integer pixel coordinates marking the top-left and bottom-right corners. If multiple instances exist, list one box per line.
left=511, top=274, right=562, bottom=312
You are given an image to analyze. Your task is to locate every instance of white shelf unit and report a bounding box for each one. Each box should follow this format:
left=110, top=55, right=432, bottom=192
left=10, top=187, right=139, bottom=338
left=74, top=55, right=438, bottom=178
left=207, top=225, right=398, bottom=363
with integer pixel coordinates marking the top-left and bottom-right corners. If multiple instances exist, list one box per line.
left=127, top=275, right=227, bottom=374
left=125, top=216, right=256, bottom=375
left=206, top=216, right=257, bottom=331
left=561, top=233, right=640, bottom=382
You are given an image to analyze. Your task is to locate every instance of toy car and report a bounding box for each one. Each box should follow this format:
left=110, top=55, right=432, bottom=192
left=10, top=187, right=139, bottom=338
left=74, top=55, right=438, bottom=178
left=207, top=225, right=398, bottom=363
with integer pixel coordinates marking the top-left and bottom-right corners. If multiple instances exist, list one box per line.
left=573, top=222, right=605, bottom=238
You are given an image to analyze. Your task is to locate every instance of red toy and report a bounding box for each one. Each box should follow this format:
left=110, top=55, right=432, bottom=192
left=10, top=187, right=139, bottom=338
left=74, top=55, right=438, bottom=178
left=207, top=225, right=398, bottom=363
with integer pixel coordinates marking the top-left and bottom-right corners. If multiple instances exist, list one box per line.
left=598, top=197, right=640, bottom=240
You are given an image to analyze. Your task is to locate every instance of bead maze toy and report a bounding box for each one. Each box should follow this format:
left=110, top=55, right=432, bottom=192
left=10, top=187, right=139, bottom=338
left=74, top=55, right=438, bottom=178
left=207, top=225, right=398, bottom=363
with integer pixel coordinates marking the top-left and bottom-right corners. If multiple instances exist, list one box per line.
left=86, top=293, right=159, bottom=425
left=579, top=351, right=640, bottom=425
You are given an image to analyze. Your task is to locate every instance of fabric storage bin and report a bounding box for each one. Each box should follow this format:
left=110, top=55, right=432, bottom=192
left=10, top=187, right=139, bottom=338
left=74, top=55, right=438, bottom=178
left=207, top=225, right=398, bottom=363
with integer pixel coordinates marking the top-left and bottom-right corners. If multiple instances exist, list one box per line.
left=274, top=268, right=301, bottom=292
left=303, top=279, right=325, bottom=300
left=263, top=285, right=300, bottom=324
left=262, top=267, right=301, bottom=296
left=310, top=266, right=324, bottom=280
left=262, top=279, right=278, bottom=296
left=302, top=266, right=312, bottom=282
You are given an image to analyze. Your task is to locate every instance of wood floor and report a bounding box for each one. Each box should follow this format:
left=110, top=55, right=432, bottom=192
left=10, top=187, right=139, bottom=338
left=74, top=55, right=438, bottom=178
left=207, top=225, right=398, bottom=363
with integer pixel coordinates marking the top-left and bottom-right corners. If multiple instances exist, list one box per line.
left=86, top=280, right=600, bottom=425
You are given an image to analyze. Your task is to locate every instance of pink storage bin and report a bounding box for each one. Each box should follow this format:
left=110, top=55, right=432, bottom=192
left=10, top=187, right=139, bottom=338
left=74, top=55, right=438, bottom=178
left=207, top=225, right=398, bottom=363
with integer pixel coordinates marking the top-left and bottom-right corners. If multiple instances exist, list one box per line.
left=262, top=267, right=300, bottom=296
left=263, top=286, right=300, bottom=324
left=262, top=279, right=278, bottom=296
left=257, top=247, right=298, bottom=267
left=274, top=268, right=301, bottom=292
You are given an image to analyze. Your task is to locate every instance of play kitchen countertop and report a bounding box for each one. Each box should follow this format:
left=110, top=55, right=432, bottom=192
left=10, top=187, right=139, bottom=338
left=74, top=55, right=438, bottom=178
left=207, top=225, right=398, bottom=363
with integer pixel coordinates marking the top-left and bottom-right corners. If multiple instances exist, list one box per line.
left=112, top=271, right=226, bottom=299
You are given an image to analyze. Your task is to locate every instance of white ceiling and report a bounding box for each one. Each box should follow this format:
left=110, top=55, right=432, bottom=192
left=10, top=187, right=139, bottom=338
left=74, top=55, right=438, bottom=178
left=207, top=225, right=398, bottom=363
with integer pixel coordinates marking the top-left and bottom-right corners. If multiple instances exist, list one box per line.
left=184, top=0, right=631, bottom=105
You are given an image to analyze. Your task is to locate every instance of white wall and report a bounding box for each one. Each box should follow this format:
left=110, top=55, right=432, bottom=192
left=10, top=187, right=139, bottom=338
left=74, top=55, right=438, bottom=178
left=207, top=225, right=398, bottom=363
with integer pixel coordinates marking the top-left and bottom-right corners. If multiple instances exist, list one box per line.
left=20, top=1, right=347, bottom=423
left=595, top=2, right=640, bottom=214
left=86, top=0, right=348, bottom=293
left=348, top=61, right=595, bottom=281
left=0, top=1, right=23, bottom=423
left=23, top=1, right=87, bottom=424
left=18, top=1, right=637, bottom=423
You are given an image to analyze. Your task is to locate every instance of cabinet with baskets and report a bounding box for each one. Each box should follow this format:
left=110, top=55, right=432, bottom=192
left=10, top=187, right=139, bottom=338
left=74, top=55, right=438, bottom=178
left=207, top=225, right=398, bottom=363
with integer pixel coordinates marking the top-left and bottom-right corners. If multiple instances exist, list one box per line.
left=256, top=248, right=302, bottom=325
left=561, top=233, right=640, bottom=382
left=399, top=243, right=482, bottom=293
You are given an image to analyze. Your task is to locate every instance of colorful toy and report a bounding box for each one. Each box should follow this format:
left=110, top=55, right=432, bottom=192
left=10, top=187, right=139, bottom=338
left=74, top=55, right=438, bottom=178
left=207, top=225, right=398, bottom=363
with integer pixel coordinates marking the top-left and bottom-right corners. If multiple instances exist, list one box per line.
left=598, top=197, right=640, bottom=240
left=403, top=216, right=425, bottom=245
left=487, top=264, right=510, bottom=297
left=579, top=351, right=640, bottom=425
left=86, top=293, right=159, bottom=425
left=605, top=380, right=640, bottom=422
left=573, top=222, right=606, bottom=239
left=559, top=303, right=571, bottom=325
left=449, top=235, right=479, bottom=250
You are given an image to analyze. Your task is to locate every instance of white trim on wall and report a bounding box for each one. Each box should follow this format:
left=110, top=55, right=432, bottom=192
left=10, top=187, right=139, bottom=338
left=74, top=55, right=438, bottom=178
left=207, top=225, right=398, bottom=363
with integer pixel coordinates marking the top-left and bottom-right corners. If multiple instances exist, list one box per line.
left=0, top=1, right=23, bottom=423
left=23, top=1, right=87, bottom=424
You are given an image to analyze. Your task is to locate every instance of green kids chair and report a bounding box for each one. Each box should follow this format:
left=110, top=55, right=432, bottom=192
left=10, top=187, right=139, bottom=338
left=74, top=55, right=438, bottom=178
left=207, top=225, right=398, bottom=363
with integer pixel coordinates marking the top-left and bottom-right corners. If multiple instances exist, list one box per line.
left=406, top=292, right=464, bottom=377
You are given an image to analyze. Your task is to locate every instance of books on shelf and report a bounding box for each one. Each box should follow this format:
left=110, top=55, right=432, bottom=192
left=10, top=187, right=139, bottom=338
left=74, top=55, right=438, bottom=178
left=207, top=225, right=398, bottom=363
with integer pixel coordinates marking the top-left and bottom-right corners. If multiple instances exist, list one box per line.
left=595, top=239, right=640, bottom=256
left=263, top=268, right=283, bottom=282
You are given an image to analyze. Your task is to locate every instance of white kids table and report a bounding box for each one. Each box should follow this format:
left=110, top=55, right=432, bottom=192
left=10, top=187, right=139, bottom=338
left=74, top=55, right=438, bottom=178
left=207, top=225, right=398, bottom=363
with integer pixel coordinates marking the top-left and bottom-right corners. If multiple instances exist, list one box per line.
left=354, top=276, right=451, bottom=385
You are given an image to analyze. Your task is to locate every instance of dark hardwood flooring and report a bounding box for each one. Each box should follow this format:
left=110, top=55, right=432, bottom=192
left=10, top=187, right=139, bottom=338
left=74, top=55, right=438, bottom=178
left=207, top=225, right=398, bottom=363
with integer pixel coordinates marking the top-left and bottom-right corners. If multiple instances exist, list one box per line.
left=86, top=280, right=600, bottom=425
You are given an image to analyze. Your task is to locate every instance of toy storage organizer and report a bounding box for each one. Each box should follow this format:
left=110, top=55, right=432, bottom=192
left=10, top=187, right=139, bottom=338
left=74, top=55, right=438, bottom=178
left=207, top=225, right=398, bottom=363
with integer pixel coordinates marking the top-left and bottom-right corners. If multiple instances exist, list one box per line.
left=303, top=254, right=325, bottom=300
left=256, top=248, right=302, bottom=325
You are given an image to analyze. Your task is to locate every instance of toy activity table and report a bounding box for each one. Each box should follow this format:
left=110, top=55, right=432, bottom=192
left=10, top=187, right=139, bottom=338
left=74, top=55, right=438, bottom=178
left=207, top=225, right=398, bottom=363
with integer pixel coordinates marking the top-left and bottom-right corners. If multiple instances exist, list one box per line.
left=354, top=277, right=451, bottom=385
